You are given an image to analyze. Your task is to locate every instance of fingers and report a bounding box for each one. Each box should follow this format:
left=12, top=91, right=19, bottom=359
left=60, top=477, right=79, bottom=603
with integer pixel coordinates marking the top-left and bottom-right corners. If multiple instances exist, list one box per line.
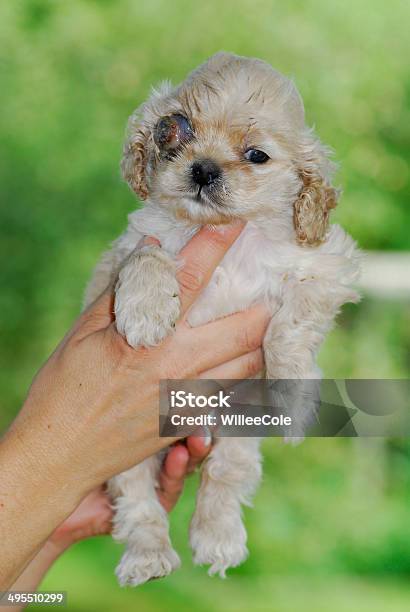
left=75, top=223, right=244, bottom=341
left=157, top=444, right=189, bottom=513
left=175, top=303, right=270, bottom=377
left=49, top=486, right=113, bottom=547
left=177, top=222, right=244, bottom=315
left=186, top=434, right=212, bottom=473
left=157, top=435, right=212, bottom=512
left=76, top=225, right=244, bottom=342
left=199, top=347, right=264, bottom=380
left=88, top=487, right=113, bottom=536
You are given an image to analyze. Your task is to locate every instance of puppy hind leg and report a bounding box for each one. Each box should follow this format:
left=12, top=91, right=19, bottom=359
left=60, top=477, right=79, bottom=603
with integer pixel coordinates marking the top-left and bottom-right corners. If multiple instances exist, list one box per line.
left=190, top=438, right=262, bottom=577
left=108, top=456, right=180, bottom=587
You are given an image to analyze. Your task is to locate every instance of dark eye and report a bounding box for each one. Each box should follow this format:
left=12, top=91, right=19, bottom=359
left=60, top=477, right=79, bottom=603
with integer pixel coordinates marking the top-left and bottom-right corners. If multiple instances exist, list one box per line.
left=154, top=114, right=193, bottom=153
left=244, top=149, right=270, bottom=164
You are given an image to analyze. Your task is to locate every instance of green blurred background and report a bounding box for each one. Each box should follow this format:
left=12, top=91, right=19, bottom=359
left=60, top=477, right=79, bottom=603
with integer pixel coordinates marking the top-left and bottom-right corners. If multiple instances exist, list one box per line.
left=1, top=0, right=409, bottom=610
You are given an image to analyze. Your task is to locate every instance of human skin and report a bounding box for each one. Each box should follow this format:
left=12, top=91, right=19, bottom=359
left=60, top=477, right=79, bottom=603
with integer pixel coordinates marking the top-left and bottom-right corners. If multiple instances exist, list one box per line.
left=5, top=438, right=209, bottom=612
left=0, top=223, right=269, bottom=588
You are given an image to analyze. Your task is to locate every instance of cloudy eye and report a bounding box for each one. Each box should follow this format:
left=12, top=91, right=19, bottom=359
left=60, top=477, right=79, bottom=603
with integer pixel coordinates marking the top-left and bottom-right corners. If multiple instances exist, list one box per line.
left=244, top=149, right=270, bottom=164
left=154, top=114, right=193, bottom=154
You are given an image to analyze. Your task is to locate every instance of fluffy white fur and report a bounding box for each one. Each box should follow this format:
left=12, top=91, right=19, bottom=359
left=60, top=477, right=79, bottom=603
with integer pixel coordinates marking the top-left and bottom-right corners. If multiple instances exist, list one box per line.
left=84, top=52, right=360, bottom=586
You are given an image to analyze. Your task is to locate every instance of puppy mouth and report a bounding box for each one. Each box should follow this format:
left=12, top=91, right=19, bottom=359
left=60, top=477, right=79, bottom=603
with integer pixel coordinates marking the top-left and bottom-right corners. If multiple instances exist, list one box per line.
left=188, top=191, right=221, bottom=210
left=177, top=191, right=233, bottom=224
left=185, top=183, right=226, bottom=209
left=169, top=179, right=234, bottom=224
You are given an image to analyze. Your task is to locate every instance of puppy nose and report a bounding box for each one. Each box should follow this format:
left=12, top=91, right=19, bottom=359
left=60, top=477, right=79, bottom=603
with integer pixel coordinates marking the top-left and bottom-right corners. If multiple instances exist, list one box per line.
left=191, top=160, right=221, bottom=186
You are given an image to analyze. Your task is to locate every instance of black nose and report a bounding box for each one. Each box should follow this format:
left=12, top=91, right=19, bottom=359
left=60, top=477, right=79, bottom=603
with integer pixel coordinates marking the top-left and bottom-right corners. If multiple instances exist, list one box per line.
left=191, top=160, right=221, bottom=187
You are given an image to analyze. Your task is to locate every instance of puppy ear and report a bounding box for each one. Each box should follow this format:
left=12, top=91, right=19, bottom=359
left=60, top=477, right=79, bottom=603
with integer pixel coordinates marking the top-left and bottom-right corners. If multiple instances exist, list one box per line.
left=121, top=115, right=150, bottom=200
left=121, top=81, right=175, bottom=200
left=293, top=135, right=339, bottom=246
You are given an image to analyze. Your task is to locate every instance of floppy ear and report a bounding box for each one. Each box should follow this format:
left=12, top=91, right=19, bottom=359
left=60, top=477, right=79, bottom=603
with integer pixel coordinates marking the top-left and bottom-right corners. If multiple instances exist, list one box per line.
left=121, top=113, right=151, bottom=200
left=121, top=81, right=175, bottom=201
left=293, top=135, right=339, bottom=246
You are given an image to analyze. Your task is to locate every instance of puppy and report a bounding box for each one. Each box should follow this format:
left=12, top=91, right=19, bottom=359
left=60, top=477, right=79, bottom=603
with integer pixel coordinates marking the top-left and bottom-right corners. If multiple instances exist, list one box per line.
left=85, top=52, right=360, bottom=586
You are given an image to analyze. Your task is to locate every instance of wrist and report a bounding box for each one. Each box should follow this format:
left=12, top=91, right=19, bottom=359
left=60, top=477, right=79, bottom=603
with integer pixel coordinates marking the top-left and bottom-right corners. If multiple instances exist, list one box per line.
left=24, top=541, right=67, bottom=571
left=40, top=538, right=69, bottom=561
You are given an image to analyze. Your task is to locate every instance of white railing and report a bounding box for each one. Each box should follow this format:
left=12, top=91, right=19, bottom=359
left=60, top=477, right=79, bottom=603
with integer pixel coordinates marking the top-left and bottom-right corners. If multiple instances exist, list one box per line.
left=358, top=252, right=410, bottom=298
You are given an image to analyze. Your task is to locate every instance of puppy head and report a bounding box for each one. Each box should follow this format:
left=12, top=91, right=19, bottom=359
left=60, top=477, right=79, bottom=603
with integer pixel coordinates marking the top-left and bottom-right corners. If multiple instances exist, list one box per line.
left=122, top=52, right=338, bottom=245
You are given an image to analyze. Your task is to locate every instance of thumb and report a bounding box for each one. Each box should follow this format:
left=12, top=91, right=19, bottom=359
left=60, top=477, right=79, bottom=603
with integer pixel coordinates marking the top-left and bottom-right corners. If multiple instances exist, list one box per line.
left=73, top=287, right=116, bottom=339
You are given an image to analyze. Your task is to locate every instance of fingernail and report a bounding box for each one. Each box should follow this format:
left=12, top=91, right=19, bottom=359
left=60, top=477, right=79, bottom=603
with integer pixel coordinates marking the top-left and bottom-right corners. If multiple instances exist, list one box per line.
left=202, top=426, right=212, bottom=447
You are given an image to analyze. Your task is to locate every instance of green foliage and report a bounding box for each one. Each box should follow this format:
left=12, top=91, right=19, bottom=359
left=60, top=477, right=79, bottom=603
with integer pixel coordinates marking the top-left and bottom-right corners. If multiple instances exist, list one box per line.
left=1, top=1, right=409, bottom=610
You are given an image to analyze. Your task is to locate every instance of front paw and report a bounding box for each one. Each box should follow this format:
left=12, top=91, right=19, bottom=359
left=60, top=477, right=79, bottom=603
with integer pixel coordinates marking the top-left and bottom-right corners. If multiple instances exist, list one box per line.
left=116, top=546, right=181, bottom=587
left=115, top=246, right=180, bottom=348
left=190, top=514, right=248, bottom=578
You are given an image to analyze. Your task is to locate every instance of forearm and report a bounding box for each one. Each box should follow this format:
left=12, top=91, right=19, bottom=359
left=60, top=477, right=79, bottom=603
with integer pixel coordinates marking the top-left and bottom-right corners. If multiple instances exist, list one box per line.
left=2, top=542, right=63, bottom=612
left=0, top=426, right=84, bottom=589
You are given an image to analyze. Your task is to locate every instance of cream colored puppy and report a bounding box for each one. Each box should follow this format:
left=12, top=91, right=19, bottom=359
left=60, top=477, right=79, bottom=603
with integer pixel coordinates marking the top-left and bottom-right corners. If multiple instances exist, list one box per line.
left=85, top=52, right=359, bottom=586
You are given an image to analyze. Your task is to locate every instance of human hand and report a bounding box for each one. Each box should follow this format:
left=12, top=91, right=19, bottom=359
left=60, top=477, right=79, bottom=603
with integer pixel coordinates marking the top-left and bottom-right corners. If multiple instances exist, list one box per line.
left=49, top=437, right=211, bottom=553
left=1, top=223, right=269, bottom=586
left=7, top=223, right=268, bottom=501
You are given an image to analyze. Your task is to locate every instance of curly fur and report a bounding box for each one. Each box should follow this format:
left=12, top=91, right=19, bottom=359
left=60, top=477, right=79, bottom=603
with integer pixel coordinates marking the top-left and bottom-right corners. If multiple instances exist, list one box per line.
left=84, top=52, right=360, bottom=586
